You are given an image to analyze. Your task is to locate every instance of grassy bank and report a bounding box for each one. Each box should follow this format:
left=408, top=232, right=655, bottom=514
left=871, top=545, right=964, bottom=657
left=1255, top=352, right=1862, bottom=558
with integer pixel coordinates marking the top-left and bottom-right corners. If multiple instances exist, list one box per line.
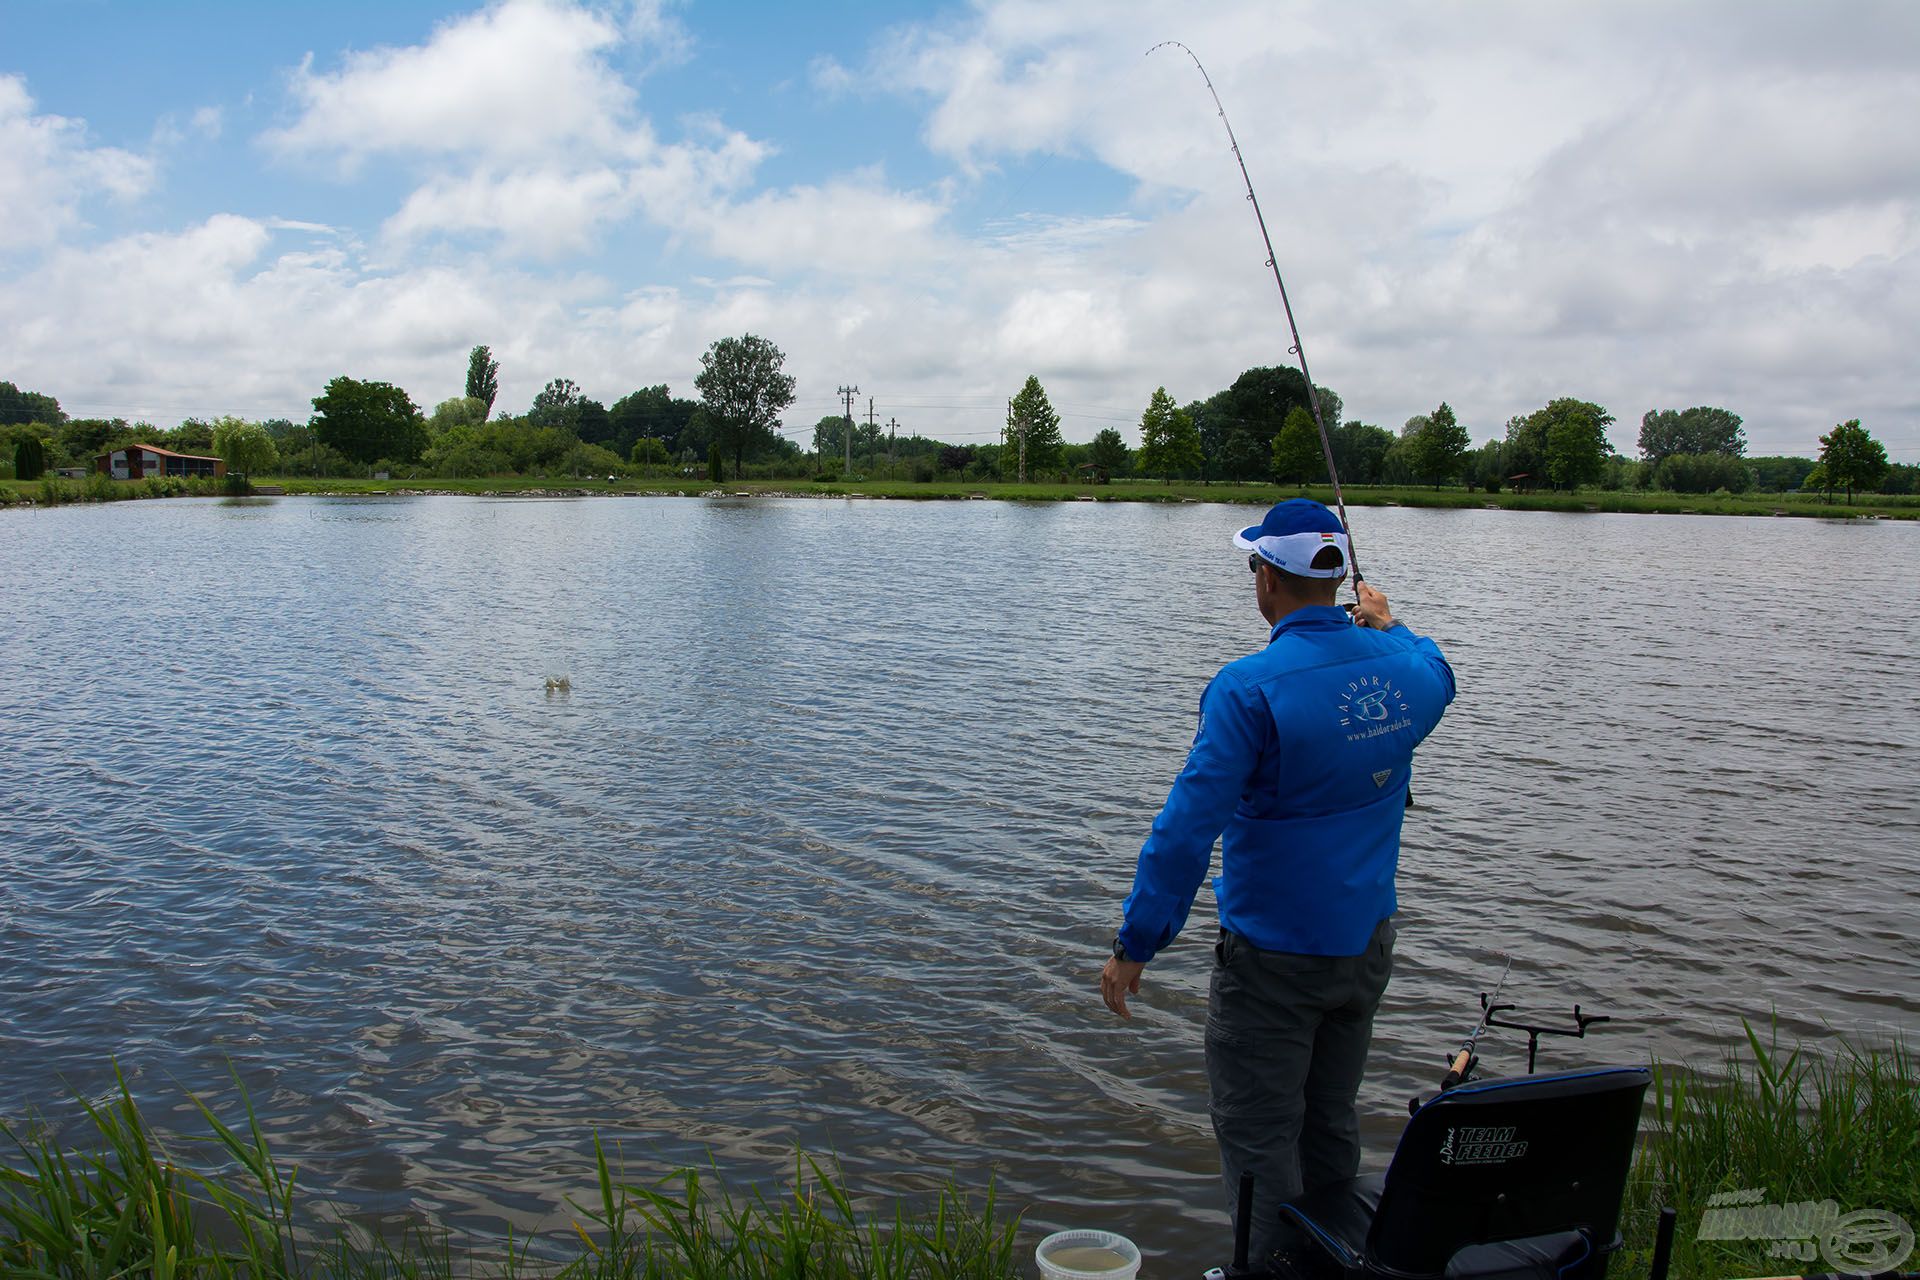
left=0, top=1079, right=1020, bottom=1278
left=1618, top=1023, right=1919, bottom=1278
left=7, top=1028, right=1914, bottom=1277
left=6, top=473, right=1916, bottom=518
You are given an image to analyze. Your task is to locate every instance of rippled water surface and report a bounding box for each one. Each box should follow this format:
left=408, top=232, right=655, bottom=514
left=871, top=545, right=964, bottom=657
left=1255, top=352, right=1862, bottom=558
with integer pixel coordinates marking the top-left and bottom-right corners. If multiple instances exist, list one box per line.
left=2, top=496, right=1916, bottom=1270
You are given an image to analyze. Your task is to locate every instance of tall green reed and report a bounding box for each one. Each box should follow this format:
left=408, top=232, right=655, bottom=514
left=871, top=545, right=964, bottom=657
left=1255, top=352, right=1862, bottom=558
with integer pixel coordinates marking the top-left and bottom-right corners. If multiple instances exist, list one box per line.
left=1, top=1074, right=1021, bottom=1279
left=1619, top=1019, right=1919, bottom=1278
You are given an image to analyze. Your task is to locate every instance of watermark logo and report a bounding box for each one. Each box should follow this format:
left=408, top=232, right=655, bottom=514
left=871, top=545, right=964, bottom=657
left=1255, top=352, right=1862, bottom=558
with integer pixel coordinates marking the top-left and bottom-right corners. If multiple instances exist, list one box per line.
left=1699, top=1188, right=1914, bottom=1272
left=1338, top=675, right=1411, bottom=741
left=1439, top=1125, right=1528, bottom=1166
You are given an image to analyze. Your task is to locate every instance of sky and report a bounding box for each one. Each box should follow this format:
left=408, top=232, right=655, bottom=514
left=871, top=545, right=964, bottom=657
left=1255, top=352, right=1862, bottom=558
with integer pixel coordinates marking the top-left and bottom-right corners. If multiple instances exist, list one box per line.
left=3, top=0, right=1917, bottom=460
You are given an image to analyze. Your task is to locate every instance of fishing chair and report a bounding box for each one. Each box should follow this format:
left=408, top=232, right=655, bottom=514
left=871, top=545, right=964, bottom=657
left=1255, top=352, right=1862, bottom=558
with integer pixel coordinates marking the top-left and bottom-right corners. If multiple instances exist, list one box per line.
left=1266, top=1066, right=1650, bottom=1280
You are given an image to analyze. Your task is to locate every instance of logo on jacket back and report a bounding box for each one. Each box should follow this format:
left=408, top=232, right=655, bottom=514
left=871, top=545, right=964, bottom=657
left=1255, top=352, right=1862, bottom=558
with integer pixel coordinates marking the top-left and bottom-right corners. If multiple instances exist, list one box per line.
left=1339, top=675, right=1411, bottom=741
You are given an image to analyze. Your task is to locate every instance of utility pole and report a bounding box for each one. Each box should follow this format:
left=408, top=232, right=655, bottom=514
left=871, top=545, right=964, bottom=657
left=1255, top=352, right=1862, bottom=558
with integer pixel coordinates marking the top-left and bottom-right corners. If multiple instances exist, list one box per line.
left=1009, top=396, right=1026, bottom=483
left=866, top=398, right=876, bottom=475
left=838, top=384, right=858, bottom=478
left=886, top=416, right=899, bottom=479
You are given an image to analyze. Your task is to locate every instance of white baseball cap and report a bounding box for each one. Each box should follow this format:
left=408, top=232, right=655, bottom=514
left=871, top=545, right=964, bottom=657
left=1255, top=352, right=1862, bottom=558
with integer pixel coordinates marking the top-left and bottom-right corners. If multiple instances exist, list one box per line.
left=1232, top=498, right=1351, bottom=578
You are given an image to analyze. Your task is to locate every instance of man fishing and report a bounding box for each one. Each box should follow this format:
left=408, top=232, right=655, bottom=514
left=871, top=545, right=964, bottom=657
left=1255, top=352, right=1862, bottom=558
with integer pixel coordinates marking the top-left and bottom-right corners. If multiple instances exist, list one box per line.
left=1100, top=497, right=1455, bottom=1261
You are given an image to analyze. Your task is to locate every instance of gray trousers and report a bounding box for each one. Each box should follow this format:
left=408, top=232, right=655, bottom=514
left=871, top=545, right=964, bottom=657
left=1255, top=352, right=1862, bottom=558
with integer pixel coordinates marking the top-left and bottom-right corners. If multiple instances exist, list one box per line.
left=1205, top=917, right=1396, bottom=1262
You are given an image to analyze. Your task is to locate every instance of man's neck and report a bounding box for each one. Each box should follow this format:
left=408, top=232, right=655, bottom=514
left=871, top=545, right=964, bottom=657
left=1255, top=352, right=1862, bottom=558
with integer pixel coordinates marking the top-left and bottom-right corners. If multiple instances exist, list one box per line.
left=1261, top=595, right=1338, bottom=626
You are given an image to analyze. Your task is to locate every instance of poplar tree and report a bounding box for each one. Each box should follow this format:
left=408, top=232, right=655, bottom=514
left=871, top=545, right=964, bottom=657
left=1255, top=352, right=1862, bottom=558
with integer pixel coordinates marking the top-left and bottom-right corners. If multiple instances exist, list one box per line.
left=465, top=345, right=500, bottom=419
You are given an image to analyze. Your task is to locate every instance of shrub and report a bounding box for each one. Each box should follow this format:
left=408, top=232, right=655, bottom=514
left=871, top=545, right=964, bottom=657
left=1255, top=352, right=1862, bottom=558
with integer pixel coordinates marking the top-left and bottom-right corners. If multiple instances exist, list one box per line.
left=12, top=437, right=46, bottom=482
left=1656, top=453, right=1754, bottom=494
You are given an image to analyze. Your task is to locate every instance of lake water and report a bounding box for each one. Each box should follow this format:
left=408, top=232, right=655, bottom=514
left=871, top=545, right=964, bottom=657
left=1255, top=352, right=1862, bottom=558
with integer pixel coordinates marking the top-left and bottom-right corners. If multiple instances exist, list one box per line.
left=2, top=495, right=1916, bottom=1270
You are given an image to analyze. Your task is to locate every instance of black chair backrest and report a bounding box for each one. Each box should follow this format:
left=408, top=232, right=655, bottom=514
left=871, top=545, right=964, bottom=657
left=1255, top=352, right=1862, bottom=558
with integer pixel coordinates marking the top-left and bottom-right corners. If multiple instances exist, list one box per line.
left=1366, top=1067, right=1651, bottom=1274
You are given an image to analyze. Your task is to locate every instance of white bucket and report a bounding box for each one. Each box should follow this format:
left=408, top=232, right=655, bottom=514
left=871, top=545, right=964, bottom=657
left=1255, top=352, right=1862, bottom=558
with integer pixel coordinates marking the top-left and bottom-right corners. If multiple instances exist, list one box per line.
left=1034, top=1228, right=1142, bottom=1280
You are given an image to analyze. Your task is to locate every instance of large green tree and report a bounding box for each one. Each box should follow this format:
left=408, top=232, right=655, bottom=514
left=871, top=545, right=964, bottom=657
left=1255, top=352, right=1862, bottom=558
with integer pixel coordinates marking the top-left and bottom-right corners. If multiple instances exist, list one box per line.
left=609, top=385, right=699, bottom=457
left=0, top=381, right=64, bottom=426
left=1087, top=427, right=1130, bottom=481
left=811, top=413, right=849, bottom=464
left=1136, top=387, right=1201, bottom=481
left=529, top=378, right=583, bottom=430
left=1270, top=407, right=1323, bottom=484
left=694, top=334, right=797, bottom=477
left=466, top=345, right=499, bottom=418
left=211, top=417, right=279, bottom=478
left=1188, top=367, right=1342, bottom=483
left=429, top=396, right=489, bottom=433
left=1507, top=398, right=1613, bottom=490
left=1331, top=422, right=1396, bottom=485
left=575, top=398, right=612, bottom=446
left=1817, top=419, right=1888, bottom=504
left=1404, top=401, right=1470, bottom=487
left=311, top=377, right=428, bottom=464
left=53, top=418, right=127, bottom=469
left=1002, top=375, right=1064, bottom=479
left=1638, top=406, right=1744, bottom=465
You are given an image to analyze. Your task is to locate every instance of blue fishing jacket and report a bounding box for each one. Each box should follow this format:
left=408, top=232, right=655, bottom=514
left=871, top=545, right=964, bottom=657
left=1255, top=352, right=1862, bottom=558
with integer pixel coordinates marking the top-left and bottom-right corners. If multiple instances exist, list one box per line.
left=1118, top=606, right=1455, bottom=961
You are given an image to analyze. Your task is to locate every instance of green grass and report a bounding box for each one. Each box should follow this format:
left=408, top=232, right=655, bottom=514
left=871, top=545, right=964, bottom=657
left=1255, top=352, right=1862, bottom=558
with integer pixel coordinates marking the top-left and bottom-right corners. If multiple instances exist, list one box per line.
left=0, top=1076, right=1021, bottom=1279
left=7, top=1029, right=1917, bottom=1277
left=5, top=472, right=1915, bottom=518
left=1617, top=1021, right=1920, bottom=1278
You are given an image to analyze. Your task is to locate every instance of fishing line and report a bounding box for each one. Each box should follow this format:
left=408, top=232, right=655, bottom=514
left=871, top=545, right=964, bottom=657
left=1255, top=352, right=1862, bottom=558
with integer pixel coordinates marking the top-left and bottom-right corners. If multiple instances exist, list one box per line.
left=1148, top=40, right=1363, bottom=591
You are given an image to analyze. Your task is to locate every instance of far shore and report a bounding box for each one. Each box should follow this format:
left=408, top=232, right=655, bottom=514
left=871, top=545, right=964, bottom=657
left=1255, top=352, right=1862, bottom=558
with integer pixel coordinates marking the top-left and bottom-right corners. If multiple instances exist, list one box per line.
left=4, top=474, right=1916, bottom=519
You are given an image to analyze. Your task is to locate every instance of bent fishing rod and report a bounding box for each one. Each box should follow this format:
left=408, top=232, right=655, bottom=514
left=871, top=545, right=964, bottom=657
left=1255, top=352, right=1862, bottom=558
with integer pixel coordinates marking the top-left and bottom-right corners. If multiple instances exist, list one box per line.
left=1149, top=40, right=1362, bottom=593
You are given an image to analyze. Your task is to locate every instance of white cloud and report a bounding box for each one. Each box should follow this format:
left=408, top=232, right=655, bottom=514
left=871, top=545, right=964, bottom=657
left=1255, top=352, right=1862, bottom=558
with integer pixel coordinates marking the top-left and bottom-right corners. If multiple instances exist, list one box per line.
left=680, top=174, right=950, bottom=276
left=807, top=55, right=855, bottom=97
left=384, top=167, right=633, bottom=256
left=266, top=0, right=645, bottom=164
left=0, top=74, right=154, bottom=251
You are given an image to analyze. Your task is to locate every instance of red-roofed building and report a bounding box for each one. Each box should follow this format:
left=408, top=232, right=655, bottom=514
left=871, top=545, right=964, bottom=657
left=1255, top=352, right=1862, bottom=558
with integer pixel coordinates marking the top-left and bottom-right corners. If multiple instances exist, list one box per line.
left=95, top=443, right=225, bottom=480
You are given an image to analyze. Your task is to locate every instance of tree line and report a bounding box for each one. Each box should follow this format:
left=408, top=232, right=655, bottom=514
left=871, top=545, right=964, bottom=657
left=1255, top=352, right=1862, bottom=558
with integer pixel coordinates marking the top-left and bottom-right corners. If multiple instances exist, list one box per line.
left=3, top=355, right=1910, bottom=500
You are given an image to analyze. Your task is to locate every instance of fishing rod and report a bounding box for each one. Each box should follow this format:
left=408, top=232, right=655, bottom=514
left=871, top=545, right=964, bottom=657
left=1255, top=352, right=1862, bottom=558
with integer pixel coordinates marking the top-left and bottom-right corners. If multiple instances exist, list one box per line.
left=1440, top=954, right=1511, bottom=1090
left=1148, top=41, right=1362, bottom=593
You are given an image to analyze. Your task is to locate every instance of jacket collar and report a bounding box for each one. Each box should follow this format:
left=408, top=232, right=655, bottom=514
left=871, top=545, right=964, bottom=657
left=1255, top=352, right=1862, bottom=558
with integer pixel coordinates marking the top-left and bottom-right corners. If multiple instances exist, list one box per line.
left=1268, top=604, right=1353, bottom=643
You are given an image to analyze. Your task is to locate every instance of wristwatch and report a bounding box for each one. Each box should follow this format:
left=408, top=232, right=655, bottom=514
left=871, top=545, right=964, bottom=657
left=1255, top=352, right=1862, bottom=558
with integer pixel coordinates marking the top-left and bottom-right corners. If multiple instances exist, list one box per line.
left=1111, top=935, right=1133, bottom=963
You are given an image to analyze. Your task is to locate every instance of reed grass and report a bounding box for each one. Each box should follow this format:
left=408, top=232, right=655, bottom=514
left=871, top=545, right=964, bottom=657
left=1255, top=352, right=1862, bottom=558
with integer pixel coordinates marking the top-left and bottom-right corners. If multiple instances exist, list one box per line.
left=1617, top=1020, right=1920, bottom=1278
left=0, top=1074, right=1021, bottom=1279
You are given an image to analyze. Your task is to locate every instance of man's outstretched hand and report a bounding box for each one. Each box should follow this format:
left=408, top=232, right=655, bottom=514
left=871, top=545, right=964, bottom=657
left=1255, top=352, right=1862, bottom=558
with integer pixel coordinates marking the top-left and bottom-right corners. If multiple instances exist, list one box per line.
left=1101, top=956, right=1148, bottom=1019
left=1352, top=581, right=1395, bottom=630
